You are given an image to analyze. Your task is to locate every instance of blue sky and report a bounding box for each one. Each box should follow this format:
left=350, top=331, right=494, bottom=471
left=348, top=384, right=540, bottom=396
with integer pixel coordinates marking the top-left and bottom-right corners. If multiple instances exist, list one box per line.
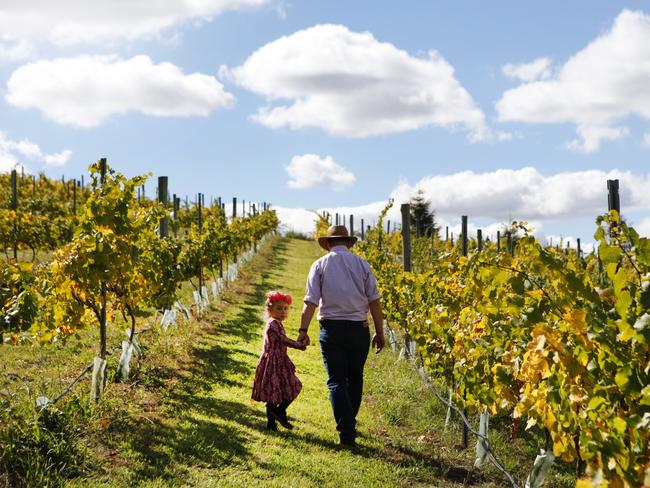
left=0, top=1, right=648, bottom=244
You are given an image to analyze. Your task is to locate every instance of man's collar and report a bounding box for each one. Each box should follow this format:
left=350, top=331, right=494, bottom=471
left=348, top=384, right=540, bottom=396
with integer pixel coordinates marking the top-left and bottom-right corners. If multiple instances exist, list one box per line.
left=330, top=245, right=350, bottom=253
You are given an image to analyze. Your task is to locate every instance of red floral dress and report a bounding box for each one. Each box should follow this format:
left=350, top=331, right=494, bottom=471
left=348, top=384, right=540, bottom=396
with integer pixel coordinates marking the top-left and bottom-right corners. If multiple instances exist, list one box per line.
left=252, top=318, right=303, bottom=404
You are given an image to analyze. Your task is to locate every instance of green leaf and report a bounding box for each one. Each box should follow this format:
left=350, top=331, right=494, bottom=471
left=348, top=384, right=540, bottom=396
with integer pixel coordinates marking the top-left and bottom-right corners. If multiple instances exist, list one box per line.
left=613, top=268, right=627, bottom=297
left=588, top=396, right=606, bottom=410
left=599, top=243, right=622, bottom=266
left=612, top=417, right=627, bottom=434
left=615, top=367, right=630, bottom=390
left=615, top=291, right=632, bottom=323
left=636, top=238, right=650, bottom=266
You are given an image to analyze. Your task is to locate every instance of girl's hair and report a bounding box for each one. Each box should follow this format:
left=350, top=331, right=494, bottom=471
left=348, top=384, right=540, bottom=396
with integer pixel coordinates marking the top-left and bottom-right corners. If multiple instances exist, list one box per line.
left=265, top=291, right=292, bottom=308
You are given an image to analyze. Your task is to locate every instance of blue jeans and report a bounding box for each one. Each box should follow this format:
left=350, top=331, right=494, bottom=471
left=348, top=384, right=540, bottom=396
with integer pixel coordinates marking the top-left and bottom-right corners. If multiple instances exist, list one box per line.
left=319, top=320, right=370, bottom=442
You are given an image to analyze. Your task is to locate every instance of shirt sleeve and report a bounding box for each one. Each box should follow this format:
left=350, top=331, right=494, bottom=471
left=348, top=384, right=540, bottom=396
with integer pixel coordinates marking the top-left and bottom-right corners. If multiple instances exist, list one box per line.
left=364, top=263, right=380, bottom=302
left=304, top=261, right=321, bottom=305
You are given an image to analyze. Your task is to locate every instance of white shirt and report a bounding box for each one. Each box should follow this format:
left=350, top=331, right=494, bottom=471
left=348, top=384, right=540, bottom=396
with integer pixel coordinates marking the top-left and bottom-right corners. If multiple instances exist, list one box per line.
left=304, top=245, right=380, bottom=321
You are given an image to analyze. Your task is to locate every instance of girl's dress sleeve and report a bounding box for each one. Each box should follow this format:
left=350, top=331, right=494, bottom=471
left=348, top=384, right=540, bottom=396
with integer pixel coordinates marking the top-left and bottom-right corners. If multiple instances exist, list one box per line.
left=268, top=320, right=304, bottom=349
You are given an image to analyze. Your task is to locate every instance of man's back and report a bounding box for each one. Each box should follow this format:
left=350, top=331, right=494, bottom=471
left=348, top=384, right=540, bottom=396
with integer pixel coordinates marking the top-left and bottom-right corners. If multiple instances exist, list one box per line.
left=304, top=245, right=379, bottom=321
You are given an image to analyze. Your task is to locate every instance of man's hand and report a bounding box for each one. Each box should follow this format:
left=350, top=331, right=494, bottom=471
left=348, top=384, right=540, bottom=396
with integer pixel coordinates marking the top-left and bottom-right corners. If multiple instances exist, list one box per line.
left=372, top=333, right=385, bottom=354
left=299, top=301, right=317, bottom=346
left=297, top=329, right=311, bottom=346
left=368, top=299, right=385, bottom=353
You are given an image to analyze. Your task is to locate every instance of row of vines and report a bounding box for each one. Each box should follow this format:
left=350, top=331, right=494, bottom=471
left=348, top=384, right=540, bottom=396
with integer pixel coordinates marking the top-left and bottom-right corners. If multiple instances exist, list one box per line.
left=355, top=200, right=649, bottom=487
left=1, top=160, right=278, bottom=399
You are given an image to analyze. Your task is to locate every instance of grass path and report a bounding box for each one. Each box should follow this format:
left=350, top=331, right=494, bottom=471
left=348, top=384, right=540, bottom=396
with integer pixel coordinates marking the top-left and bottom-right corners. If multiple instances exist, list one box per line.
left=66, top=237, right=572, bottom=487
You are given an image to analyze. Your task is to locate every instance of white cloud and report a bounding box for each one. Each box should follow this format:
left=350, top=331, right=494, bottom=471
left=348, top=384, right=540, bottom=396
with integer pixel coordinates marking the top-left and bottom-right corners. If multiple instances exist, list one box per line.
left=636, top=218, right=650, bottom=237
left=642, top=132, right=650, bottom=148
left=496, top=9, right=650, bottom=151
left=0, top=1, right=270, bottom=48
left=43, top=150, right=73, bottom=167
left=0, top=131, right=71, bottom=172
left=274, top=167, right=650, bottom=235
left=390, top=167, right=650, bottom=220
left=0, top=39, right=33, bottom=62
left=566, top=125, right=630, bottom=153
left=285, top=154, right=355, bottom=191
left=223, top=24, right=488, bottom=140
left=502, top=57, right=552, bottom=82
left=6, top=55, right=236, bottom=127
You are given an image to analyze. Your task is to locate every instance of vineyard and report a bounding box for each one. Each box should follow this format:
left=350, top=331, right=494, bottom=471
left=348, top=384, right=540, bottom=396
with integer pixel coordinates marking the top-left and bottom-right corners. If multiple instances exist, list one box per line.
left=1, top=163, right=648, bottom=488
left=0, top=160, right=281, bottom=485
left=353, top=192, right=649, bottom=487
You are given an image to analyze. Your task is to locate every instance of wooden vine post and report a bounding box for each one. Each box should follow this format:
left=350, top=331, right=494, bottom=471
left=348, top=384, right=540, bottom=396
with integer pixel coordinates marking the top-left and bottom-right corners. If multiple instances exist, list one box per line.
left=477, top=229, right=483, bottom=252
left=198, top=193, right=204, bottom=296
left=461, top=215, right=469, bottom=448
left=253, top=204, right=258, bottom=252
left=361, top=219, right=365, bottom=240
left=11, top=169, right=17, bottom=261
left=158, top=176, right=169, bottom=238
left=349, top=215, right=354, bottom=237
left=99, top=158, right=107, bottom=359
left=72, top=178, right=77, bottom=215
left=607, top=179, right=620, bottom=238
left=401, top=204, right=411, bottom=272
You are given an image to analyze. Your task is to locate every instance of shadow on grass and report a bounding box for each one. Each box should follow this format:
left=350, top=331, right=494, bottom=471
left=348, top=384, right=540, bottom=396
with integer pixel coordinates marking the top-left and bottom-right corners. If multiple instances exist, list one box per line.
left=114, top=238, right=488, bottom=486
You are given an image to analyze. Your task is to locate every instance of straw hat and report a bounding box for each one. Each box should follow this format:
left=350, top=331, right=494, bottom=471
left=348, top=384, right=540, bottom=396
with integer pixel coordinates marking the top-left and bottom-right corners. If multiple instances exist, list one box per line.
left=318, top=225, right=358, bottom=251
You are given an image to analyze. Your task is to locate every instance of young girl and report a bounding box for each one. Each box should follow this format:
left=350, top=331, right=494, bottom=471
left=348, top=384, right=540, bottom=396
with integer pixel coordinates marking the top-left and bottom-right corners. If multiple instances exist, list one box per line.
left=252, top=291, right=305, bottom=431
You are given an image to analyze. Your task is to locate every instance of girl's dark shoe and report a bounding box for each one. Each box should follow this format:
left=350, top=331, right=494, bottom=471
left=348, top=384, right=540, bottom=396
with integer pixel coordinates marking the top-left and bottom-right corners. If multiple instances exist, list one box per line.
left=270, top=405, right=294, bottom=430
left=265, top=404, right=278, bottom=431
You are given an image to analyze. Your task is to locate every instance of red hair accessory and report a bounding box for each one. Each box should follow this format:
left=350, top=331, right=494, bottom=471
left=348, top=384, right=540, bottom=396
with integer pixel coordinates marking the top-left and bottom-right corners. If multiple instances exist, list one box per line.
left=266, top=291, right=292, bottom=305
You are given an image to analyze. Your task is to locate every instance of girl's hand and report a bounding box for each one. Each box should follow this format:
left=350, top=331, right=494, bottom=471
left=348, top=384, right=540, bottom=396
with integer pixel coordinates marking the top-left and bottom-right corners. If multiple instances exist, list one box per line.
left=297, top=330, right=310, bottom=346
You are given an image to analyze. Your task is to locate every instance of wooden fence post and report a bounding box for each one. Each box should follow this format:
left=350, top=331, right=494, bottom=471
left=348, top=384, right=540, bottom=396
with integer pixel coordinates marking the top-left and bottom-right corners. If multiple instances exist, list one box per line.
left=607, top=179, right=620, bottom=214
left=461, top=215, right=469, bottom=449
left=607, top=179, right=621, bottom=238
left=158, top=176, right=169, bottom=238
left=401, top=204, right=411, bottom=272
left=99, top=158, right=107, bottom=359
left=11, top=169, right=18, bottom=261
left=461, top=216, right=468, bottom=256
left=72, top=178, right=77, bottom=215
left=577, top=238, right=582, bottom=259
left=197, top=193, right=204, bottom=295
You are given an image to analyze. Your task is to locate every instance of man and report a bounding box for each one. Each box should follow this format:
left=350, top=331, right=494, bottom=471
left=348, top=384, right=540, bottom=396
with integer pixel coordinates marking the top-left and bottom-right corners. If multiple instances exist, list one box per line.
left=297, top=225, right=385, bottom=446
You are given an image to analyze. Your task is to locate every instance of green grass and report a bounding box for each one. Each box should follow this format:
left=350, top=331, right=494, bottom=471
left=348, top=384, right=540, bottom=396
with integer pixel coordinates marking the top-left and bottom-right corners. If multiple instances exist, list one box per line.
left=1, top=237, right=576, bottom=487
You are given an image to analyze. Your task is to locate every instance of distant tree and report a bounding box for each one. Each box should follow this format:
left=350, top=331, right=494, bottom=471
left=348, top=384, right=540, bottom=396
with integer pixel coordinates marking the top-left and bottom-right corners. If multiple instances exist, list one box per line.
left=409, top=189, right=439, bottom=237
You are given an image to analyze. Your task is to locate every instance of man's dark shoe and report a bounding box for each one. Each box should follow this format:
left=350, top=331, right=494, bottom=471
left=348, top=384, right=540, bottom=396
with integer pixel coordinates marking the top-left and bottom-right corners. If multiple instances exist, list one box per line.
left=339, top=436, right=356, bottom=447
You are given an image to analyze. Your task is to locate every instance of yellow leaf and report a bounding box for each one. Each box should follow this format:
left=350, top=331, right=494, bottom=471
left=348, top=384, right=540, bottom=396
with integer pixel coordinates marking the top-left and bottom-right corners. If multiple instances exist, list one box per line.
left=565, top=309, right=587, bottom=334
left=544, top=409, right=557, bottom=430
